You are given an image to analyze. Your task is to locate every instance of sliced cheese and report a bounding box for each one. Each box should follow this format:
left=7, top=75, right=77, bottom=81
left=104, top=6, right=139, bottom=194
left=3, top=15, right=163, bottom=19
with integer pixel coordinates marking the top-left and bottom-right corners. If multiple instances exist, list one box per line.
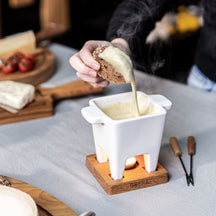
left=0, top=81, right=35, bottom=111
left=0, top=185, right=38, bottom=216
left=0, top=30, right=36, bottom=60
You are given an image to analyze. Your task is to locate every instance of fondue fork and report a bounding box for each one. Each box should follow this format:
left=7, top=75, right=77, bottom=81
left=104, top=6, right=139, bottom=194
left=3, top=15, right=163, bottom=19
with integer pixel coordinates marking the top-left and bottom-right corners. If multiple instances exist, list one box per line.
left=188, top=136, right=195, bottom=186
left=170, top=137, right=190, bottom=186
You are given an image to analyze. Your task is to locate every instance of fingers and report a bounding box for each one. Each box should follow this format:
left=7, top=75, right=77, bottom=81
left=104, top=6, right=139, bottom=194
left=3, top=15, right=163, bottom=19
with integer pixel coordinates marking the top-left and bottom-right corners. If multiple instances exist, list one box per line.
left=70, top=52, right=97, bottom=77
left=79, top=41, right=100, bottom=70
left=77, top=40, right=111, bottom=70
left=69, top=40, right=112, bottom=88
left=90, top=81, right=109, bottom=88
left=76, top=72, right=109, bottom=88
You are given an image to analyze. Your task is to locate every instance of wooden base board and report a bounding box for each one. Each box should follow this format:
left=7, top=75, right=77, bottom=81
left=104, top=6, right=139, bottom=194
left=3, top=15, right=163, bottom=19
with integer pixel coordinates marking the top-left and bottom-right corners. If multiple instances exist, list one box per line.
left=86, top=154, right=168, bottom=195
left=2, top=176, right=78, bottom=215
left=0, top=93, right=53, bottom=125
left=0, top=80, right=103, bottom=125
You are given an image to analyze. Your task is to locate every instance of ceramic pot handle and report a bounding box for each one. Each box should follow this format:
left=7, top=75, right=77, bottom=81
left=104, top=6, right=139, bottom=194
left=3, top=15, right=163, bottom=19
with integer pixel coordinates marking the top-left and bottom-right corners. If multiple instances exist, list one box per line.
left=81, top=106, right=107, bottom=124
left=149, top=95, right=172, bottom=110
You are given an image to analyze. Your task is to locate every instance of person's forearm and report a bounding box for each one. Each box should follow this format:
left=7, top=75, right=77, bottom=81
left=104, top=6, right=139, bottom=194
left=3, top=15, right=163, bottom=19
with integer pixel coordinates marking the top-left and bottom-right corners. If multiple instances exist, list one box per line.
left=106, top=0, right=175, bottom=46
left=106, top=0, right=176, bottom=70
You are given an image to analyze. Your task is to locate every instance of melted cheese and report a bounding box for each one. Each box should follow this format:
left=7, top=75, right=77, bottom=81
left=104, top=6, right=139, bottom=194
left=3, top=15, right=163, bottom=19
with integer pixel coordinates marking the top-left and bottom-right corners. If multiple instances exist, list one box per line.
left=99, top=46, right=140, bottom=117
left=99, top=46, right=133, bottom=83
left=101, top=95, right=156, bottom=120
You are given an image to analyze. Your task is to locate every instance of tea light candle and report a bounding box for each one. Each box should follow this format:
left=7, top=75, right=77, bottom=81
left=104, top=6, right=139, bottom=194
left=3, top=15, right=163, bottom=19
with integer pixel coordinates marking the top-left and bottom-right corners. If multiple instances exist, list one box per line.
left=125, top=157, right=137, bottom=170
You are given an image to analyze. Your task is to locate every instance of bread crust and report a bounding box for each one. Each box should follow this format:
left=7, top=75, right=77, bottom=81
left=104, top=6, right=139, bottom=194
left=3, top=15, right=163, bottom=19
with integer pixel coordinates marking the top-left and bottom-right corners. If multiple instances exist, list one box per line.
left=93, top=46, right=126, bottom=84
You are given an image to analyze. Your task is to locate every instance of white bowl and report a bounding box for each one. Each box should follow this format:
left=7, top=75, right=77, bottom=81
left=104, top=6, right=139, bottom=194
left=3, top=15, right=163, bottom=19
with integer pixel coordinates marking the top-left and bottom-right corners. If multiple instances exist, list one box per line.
left=82, top=91, right=172, bottom=180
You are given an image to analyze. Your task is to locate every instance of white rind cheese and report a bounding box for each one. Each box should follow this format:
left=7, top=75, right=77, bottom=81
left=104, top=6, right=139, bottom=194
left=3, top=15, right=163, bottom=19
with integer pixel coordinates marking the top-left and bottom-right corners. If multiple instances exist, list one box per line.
left=0, top=81, right=35, bottom=111
left=0, top=185, right=38, bottom=216
left=0, top=30, right=36, bottom=60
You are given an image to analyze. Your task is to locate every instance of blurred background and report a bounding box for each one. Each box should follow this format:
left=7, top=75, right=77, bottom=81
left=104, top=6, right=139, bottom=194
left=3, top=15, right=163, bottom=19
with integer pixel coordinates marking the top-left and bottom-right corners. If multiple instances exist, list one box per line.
left=0, top=0, right=202, bottom=83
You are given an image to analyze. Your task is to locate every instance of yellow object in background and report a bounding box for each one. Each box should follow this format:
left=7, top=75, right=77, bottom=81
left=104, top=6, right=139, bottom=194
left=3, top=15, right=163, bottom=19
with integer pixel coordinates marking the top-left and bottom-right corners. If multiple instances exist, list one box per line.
left=176, top=6, right=201, bottom=33
left=146, top=5, right=202, bottom=43
left=0, top=30, right=36, bottom=60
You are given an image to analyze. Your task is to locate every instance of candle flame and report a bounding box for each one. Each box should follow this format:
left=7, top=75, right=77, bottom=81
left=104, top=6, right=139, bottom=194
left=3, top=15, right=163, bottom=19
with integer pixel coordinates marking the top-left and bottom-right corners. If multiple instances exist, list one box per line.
left=125, top=157, right=137, bottom=170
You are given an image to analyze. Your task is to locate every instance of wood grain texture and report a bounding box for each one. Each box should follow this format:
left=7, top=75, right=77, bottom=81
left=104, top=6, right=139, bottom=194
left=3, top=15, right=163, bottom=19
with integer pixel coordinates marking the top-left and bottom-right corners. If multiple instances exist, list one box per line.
left=0, top=93, right=53, bottom=125
left=86, top=154, right=168, bottom=195
left=5, top=176, right=78, bottom=216
left=38, top=80, right=103, bottom=101
left=8, top=0, right=35, bottom=8
left=38, top=205, right=52, bottom=216
left=188, top=136, right=195, bottom=155
left=39, top=0, right=70, bottom=31
left=0, top=47, right=55, bottom=85
left=0, top=80, right=103, bottom=125
left=170, top=137, right=182, bottom=157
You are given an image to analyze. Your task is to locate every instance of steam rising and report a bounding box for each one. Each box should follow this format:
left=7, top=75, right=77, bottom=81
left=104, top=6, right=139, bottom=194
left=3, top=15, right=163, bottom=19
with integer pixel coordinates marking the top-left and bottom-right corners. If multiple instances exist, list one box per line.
left=107, top=0, right=172, bottom=75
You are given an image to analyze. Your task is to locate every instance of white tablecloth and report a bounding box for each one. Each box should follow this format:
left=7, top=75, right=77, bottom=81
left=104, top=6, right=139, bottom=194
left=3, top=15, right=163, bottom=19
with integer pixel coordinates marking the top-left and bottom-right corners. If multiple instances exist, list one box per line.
left=0, top=43, right=216, bottom=216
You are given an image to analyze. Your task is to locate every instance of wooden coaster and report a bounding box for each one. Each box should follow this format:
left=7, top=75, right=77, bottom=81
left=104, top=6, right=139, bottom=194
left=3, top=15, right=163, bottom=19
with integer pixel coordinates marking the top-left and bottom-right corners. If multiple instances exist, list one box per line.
left=86, top=154, right=168, bottom=195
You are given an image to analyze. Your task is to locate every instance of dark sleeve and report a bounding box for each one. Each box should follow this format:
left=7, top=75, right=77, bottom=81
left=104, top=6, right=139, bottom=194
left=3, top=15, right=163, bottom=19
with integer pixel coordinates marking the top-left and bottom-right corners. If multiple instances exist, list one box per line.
left=194, top=0, right=216, bottom=81
left=106, top=0, right=176, bottom=71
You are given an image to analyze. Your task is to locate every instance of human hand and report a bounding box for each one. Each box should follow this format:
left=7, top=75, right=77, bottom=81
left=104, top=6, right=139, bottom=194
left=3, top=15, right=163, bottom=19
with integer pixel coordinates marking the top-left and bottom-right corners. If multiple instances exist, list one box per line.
left=69, top=40, right=111, bottom=88
left=69, top=39, right=130, bottom=88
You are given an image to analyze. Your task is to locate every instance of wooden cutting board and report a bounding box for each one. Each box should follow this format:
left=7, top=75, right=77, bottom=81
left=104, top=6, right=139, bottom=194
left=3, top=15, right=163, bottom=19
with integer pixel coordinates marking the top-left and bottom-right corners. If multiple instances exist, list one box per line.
left=0, top=47, right=55, bottom=85
left=0, top=80, right=103, bottom=125
left=1, top=176, right=78, bottom=216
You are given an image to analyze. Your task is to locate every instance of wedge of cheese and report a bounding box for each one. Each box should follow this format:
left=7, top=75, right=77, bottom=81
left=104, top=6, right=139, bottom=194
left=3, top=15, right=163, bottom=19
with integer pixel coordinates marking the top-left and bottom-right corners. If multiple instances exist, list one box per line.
left=0, top=185, right=38, bottom=216
left=0, top=81, right=35, bottom=113
left=0, top=30, right=36, bottom=60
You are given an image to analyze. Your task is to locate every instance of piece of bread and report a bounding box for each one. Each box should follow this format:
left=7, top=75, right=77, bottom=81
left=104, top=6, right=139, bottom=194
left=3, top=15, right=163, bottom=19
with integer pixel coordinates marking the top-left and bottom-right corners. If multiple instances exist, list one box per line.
left=93, top=46, right=126, bottom=84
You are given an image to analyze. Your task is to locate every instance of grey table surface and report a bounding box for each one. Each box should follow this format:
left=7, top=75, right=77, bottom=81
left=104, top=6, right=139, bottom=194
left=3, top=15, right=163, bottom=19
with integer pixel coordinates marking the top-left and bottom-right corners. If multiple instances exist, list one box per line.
left=0, top=43, right=216, bottom=216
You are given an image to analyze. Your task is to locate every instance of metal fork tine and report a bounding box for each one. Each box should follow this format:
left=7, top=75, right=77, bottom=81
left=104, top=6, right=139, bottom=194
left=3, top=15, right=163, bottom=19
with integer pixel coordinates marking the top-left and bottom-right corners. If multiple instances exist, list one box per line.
left=188, top=136, right=195, bottom=186
left=189, top=155, right=194, bottom=186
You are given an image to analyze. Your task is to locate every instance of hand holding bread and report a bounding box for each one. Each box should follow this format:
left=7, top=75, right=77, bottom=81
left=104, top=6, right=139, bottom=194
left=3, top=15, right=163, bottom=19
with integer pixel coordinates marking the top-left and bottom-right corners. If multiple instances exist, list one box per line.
left=69, top=39, right=130, bottom=88
left=93, top=46, right=126, bottom=84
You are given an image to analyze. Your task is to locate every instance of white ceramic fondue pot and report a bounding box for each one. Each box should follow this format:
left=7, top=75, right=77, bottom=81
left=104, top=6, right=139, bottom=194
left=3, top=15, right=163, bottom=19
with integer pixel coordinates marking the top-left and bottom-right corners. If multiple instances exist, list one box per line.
left=82, top=91, right=172, bottom=180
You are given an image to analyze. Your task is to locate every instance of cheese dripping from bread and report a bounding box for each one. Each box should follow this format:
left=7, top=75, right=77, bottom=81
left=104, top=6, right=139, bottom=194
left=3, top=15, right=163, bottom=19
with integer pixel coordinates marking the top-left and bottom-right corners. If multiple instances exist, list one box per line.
left=98, top=46, right=140, bottom=117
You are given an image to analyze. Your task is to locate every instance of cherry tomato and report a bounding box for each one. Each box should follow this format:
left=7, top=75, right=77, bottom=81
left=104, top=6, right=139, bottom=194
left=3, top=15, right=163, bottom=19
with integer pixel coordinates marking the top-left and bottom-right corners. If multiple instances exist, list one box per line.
left=1, top=61, right=17, bottom=73
left=25, top=53, right=35, bottom=64
left=7, top=55, right=19, bottom=65
left=18, top=58, right=33, bottom=72
left=12, top=51, right=25, bottom=61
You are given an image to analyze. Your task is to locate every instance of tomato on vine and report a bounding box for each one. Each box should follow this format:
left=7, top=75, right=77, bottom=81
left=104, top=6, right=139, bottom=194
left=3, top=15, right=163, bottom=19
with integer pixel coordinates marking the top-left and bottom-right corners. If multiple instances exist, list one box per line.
left=1, top=61, right=17, bottom=73
left=18, top=58, right=33, bottom=72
